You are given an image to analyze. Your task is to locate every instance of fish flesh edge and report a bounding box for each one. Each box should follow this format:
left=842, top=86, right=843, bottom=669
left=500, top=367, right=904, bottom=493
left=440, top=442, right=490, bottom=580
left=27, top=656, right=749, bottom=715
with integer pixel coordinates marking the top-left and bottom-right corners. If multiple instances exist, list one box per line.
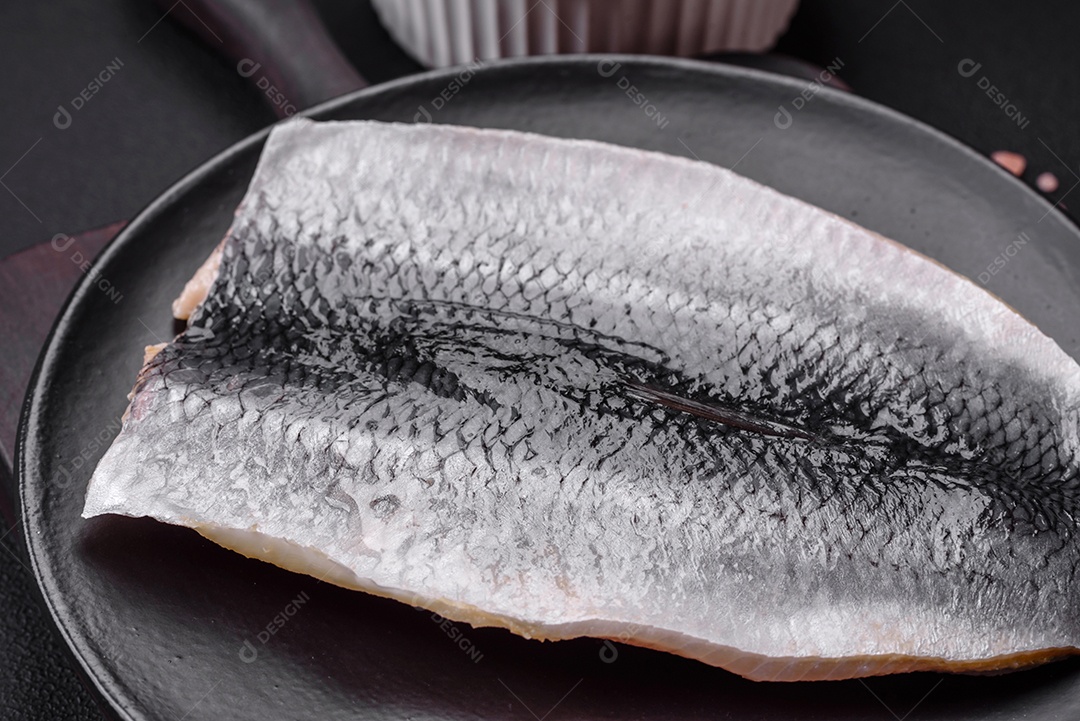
left=84, top=119, right=1080, bottom=681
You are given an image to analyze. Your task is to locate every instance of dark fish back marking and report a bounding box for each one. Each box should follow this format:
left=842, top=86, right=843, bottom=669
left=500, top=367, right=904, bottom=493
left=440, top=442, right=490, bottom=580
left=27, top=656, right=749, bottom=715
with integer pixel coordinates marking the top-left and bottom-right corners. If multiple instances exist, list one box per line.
left=622, top=380, right=822, bottom=442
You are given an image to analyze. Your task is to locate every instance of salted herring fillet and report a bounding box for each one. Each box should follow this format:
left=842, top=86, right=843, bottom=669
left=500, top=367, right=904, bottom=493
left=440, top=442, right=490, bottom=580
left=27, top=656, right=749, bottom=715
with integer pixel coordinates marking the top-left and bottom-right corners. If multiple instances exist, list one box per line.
left=84, top=119, right=1080, bottom=681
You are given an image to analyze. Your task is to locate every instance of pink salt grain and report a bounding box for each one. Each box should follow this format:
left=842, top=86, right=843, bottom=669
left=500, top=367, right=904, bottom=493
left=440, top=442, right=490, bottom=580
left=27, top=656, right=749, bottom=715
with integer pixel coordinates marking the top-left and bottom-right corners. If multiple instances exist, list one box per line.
left=991, top=150, right=1026, bottom=177
left=1036, top=172, right=1059, bottom=193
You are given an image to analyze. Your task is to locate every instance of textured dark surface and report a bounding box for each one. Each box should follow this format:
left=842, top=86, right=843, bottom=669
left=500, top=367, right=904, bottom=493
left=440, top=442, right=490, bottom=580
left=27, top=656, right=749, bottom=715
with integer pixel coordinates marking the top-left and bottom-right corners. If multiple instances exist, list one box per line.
left=0, top=529, right=102, bottom=720
left=4, top=1, right=1080, bottom=719
left=21, top=58, right=1080, bottom=720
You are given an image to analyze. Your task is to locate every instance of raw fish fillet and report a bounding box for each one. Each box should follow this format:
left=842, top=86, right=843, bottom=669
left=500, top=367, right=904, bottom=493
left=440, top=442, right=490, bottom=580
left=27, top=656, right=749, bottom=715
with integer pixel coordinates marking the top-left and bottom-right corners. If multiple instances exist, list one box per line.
left=84, top=119, right=1080, bottom=681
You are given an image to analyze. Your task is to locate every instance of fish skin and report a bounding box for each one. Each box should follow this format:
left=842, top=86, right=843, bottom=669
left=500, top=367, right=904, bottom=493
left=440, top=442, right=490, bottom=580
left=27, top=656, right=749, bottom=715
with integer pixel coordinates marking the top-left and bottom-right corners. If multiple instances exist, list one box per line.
left=84, top=119, right=1080, bottom=680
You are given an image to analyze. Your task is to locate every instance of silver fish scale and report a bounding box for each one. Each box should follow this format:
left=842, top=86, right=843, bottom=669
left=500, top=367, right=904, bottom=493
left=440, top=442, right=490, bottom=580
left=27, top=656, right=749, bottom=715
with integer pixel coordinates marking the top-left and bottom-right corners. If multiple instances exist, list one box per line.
left=86, top=120, right=1080, bottom=666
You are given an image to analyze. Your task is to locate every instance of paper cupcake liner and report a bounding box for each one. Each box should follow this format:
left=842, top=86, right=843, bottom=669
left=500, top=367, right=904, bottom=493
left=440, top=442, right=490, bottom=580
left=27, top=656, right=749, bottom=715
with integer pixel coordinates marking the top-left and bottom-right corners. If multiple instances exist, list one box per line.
left=371, top=0, right=801, bottom=68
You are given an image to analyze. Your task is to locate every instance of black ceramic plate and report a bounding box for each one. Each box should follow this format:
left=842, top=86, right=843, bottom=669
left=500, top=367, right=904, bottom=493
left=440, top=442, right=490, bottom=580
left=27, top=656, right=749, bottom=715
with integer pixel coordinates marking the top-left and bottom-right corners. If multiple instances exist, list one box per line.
left=19, top=56, right=1080, bottom=721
